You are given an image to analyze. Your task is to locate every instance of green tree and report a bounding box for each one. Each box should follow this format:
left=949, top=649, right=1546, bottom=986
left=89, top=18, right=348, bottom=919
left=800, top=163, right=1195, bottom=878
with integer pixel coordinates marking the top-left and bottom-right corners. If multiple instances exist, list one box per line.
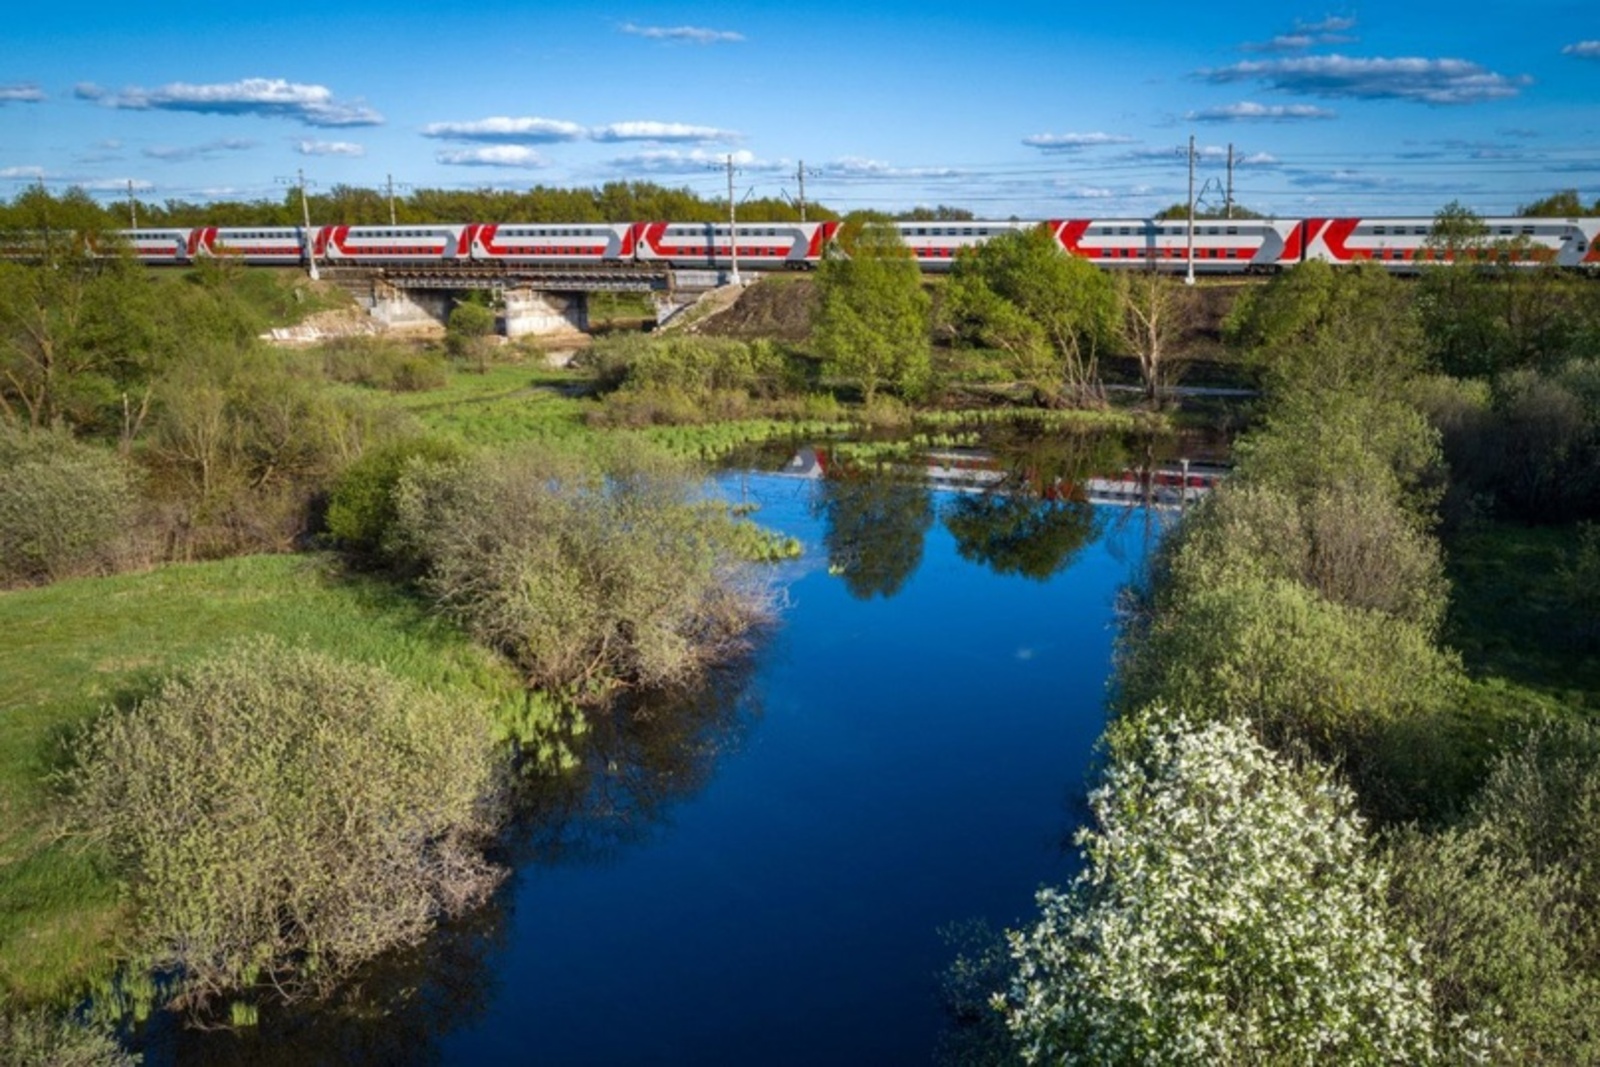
left=446, top=300, right=497, bottom=372
left=943, top=226, right=1116, bottom=405
left=1223, top=260, right=1423, bottom=399
left=811, top=221, right=931, bottom=401
left=1516, top=189, right=1593, bottom=217
left=1003, top=714, right=1436, bottom=1065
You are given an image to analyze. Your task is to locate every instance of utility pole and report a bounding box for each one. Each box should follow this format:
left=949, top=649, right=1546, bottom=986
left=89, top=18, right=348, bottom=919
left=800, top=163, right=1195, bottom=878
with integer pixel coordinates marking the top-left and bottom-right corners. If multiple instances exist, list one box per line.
left=298, top=169, right=319, bottom=281
left=1226, top=144, right=1235, bottom=221
left=1185, top=134, right=1196, bottom=287
left=796, top=160, right=821, bottom=223
left=277, top=169, right=319, bottom=280
left=726, top=154, right=741, bottom=287
left=127, top=180, right=138, bottom=230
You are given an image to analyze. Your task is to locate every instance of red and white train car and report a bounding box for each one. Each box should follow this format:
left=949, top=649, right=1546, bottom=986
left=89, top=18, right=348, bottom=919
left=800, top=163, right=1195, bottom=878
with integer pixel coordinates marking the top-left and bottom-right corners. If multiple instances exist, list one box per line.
left=187, top=226, right=308, bottom=265
left=631, top=221, right=839, bottom=269
left=124, top=228, right=193, bottom=265
left=890, top=220, right=1032, bottom=268
left=315, top=224, right=473, bottom=264
left=469, top=222, right=635, bottom=264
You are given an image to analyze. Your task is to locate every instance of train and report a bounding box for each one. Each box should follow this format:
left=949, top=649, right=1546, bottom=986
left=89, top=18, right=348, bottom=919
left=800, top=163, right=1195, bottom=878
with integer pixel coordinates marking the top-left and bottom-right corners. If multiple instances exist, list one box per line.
left=116, top=215, right=1600, bottom=274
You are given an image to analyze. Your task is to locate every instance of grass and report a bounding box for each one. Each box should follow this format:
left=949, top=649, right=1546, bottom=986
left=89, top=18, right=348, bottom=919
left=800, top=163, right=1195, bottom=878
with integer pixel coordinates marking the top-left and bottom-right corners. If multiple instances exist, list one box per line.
left=0, top=553, right=522, bottom=1007
left=380, top=361, right=598, bottom=447
left=1444, top=520, right=1600, bottom=713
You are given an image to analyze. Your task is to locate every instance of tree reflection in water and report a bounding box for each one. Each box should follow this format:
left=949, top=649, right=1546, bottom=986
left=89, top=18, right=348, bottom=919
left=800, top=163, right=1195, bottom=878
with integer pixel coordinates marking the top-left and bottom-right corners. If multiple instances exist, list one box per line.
left=812, top=471, right=935, bottom=599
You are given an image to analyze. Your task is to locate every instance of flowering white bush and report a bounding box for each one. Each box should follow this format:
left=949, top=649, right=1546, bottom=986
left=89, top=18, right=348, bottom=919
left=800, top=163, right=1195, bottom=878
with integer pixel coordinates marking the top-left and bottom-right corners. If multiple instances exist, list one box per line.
left=1000, top=713, right=1436, bottom=1065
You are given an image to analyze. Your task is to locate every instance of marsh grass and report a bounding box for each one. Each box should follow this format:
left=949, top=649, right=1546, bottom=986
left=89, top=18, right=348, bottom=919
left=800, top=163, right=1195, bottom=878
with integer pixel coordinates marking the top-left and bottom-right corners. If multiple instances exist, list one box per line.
left=0, top=553, right=521, bottom=1006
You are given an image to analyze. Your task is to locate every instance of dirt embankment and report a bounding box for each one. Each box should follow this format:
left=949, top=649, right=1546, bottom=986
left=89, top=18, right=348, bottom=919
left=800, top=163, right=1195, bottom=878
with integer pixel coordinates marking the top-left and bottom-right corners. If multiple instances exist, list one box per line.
left=683, top=277, right=820, bottom=343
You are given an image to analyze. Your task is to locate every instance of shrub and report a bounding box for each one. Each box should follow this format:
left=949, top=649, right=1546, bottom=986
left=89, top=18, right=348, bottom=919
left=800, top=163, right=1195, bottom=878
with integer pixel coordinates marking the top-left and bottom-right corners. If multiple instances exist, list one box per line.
left=0, top=1005, right=134, bottom=1067
left=1002, top=715, right=1435, bottom=1065
left=66, top=640, right=504, bottom=1014
left=319, top=336, right=448, bottom=393
left=0, top=426, right=137, bottom=585
left=392, top=441, right=774, bottom=698
left=1162, top=479, right=1449, bottom=634
left=1388, top=822, right=1599, bottom=1064
left=1117, top=575, right=1463, bottom=761
left=323, top=435, right=463, bottom=559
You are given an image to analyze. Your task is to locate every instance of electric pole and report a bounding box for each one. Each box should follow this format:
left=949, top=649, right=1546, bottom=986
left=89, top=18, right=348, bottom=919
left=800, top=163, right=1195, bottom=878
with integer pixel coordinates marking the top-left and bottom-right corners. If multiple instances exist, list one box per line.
left=726, top=154, right=741, bottom=286
left=1186, top=135, right=1196, bottom=286
left=1226, top=144, right=1235, bottom=221
left=128, top=180, right=138, bottom=230
left=277, top=169, right=319, bottom=280
left=796, top=160, right=821, bottom=223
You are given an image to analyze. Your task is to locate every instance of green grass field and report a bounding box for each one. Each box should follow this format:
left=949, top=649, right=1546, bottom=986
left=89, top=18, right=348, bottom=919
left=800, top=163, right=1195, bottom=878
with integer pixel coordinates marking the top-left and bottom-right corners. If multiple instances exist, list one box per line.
left=0, top=554, right=521, bottom=1006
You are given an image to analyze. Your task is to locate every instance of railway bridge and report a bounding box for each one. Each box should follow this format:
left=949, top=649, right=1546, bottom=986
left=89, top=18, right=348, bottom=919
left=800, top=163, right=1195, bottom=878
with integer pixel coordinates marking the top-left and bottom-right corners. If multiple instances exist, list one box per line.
left=321, top=263, right=732, bottom=336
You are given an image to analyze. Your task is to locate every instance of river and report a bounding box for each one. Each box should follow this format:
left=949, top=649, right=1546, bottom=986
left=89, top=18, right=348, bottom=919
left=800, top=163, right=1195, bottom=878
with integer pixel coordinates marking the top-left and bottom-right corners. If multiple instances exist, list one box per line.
left=144, top=459, right=1175, bottom=1064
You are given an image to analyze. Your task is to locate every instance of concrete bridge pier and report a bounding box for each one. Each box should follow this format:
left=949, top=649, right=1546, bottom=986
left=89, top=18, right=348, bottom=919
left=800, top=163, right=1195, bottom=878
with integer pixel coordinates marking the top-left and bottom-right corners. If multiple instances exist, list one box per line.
left=502, top=288, right=587, bottom=338
left=364, top=280, right=452, bottom=332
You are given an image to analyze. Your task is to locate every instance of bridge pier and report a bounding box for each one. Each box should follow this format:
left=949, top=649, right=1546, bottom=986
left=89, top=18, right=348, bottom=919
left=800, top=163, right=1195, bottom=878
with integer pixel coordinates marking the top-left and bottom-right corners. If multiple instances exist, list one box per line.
left=362, top=280, right=452, bottom=333
left=502, top=287, right=587, bottom=338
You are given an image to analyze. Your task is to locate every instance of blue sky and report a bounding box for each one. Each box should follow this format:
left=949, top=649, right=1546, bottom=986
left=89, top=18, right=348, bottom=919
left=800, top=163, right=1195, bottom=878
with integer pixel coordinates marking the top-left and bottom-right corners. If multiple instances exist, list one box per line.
left=3, top=1, right=1597, bottom=219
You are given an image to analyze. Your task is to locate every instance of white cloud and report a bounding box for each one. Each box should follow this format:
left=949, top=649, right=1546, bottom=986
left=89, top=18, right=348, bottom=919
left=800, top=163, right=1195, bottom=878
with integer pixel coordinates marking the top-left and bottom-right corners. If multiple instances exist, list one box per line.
left=143, top=138, right=256, bottom=162
left=436, top=145, right=545, bottom=168
left=1187, top=102, right=1336, bottom=122
left=592, top=121, right=737, bottom=143
left=619, top=22, right=744, bottom=44
left=297, top=140, right=365, bottom=157
left=827, top=156, right=962, bottom=179
left=1298, top=16, right=1357, bottom=34
left=87, top=78, right=383, bottom=127
left=1124, top=145, right=1279, bottom=166
left=77, top=177, right=155, bottom=192
left=1199, top=54, right=1529, bottom=105
left=606, top=148, right=782, bottom=174
left=0, top=83, right=44, bottom=104
left=1564, top=41, right=1600, bottom=59
left=1242, top=16, right=1358, bottom=53
left=422, top=116, right=738, bottom=146
left=1022, top=132, right=1137, bottom=152
left=0, top=165, right=46, bottom=179
left=421, top=116, right=586, bottom=143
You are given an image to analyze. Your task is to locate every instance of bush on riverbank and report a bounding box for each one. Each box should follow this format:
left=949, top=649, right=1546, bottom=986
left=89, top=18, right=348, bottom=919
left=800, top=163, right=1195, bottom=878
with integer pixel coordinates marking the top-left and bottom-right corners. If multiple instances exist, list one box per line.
left=392, top=440, right=775, bottom=700
left=1003, top=714, right=1437, bottom=1065
left=66, top=639, right=505, bottom=1017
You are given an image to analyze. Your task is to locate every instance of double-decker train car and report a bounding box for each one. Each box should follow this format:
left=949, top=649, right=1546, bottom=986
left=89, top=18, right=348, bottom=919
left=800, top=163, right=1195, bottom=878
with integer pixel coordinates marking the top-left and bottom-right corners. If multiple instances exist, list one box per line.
left=315, top=224, right=473, bottom=263
left=890, top=220, right=1032, bottom=268
left=189, top=226, right=308, bottom=265
left=124, top=228, right=193, bottom=265
left=1290, top=216, right=1600, bottom=268
left=632, top=221, right=839, bottom=269
left=1046, top=218, right=1297, bottom=272
left=469, top=222, right=634, bottom=264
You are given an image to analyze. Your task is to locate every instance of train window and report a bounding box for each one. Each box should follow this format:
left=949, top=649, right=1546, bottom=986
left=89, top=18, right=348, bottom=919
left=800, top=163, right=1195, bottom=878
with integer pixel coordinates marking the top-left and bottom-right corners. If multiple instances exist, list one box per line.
left=1374, top=226, right=1386, bottom=235
left=1499, top=228, right=1512, bottom=235
left=1119, top=227, right=1130, bottom=236
left=1522, top=226, right=1535, bottom=235
left=1227, top=227, right=1238, bottom=235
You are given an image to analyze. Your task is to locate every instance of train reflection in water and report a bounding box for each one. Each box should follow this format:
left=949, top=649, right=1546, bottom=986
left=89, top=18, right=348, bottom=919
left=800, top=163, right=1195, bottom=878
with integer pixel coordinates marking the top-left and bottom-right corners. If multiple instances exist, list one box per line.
left=778, top=445, right=1223, bottom=510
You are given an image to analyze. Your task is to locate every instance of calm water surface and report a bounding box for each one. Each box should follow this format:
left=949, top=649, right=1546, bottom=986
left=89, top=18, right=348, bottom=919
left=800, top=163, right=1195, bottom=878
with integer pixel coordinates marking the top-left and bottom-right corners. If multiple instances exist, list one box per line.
left=149, top=468, right=1169, bottom=1065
